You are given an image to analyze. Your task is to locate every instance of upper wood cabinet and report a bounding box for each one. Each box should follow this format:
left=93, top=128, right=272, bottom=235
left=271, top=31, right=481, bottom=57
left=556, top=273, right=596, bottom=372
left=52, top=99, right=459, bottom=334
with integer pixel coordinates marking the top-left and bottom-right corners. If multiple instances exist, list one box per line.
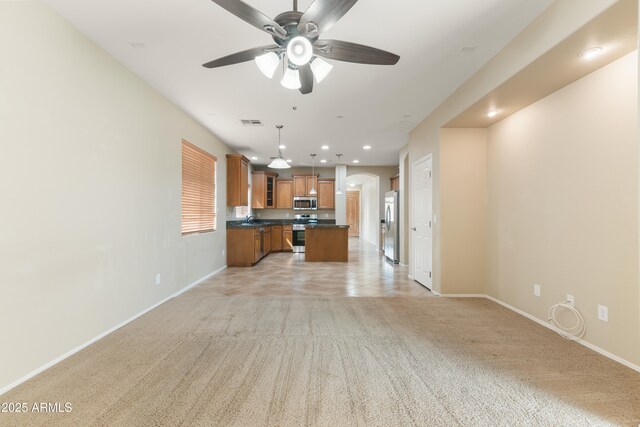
left=293, top=175, right=319, bottom=196
left=390, top=174, right=400, bottom=191
left=317, top=179, right=335, bottom=209
left=226, top=154, right=250, bottom=206
left=276, top=180, right=293, bottom=209
left=252, top=171, right=278, bottom=209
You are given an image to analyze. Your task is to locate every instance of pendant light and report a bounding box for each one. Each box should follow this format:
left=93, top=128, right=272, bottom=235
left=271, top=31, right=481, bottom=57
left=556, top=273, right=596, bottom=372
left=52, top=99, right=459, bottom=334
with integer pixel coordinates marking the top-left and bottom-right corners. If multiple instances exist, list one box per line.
left=309, top=154, right=317, bottom=195
left=335, top=154, right=343, bottom=195
left=268, top=125, right=291, bottom=169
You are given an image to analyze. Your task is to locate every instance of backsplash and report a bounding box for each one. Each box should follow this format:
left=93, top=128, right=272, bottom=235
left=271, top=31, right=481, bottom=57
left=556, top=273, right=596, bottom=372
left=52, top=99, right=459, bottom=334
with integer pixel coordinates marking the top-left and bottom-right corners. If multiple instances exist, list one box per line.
left=254, top=209, right=335, bottom=220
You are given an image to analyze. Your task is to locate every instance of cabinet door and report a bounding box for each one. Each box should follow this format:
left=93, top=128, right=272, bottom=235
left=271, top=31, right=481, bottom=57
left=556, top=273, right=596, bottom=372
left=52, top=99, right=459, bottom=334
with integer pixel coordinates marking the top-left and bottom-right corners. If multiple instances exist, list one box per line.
left=264, top=230, right=271, bottom=254
left=254, top=233, right=261, bottom=262
left=271, top=226, right=282, bottom=251
left=293, top=176, right=307, bottom=196
left=317, top=180, right=335, bottom=209
left=251, top=173, right=266, bottom=209
left=282, top=226, right=293, bottom=252
left=276, top=181, right=293, bottom=209
left=226, top=154, right=250, bottom=207
left=390, top=175, right=400, bottom=191
left=266, top=175, right=276, bottom=208
left=306, top=176, right=318, bottom=195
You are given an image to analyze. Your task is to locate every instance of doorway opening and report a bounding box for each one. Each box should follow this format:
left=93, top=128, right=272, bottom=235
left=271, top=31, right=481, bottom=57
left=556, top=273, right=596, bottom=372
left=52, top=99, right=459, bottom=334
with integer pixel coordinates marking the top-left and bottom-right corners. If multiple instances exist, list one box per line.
left=346, top=191, right=360, bottom=237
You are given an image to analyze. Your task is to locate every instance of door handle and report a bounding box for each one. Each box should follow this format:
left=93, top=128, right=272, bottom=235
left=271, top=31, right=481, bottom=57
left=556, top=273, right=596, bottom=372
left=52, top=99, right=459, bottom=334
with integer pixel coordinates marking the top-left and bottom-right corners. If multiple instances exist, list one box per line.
left=411, top=227, right=417, bottom=231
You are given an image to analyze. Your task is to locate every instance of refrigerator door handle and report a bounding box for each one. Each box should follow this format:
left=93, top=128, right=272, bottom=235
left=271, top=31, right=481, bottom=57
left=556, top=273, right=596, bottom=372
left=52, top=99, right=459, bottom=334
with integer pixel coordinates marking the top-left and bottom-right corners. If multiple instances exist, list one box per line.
left=385, top=205, right=391, bottom=231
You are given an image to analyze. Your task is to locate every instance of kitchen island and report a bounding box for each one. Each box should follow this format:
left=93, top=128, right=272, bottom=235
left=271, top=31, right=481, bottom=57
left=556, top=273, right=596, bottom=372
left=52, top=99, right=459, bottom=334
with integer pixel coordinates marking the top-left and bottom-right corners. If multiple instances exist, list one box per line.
left=304, top=225, right=350, bottom=262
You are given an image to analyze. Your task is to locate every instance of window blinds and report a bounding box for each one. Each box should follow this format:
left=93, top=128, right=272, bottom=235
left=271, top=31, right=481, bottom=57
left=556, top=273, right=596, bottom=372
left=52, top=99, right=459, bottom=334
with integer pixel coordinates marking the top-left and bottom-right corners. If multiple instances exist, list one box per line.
left=182, top=140, right=216, bottom=235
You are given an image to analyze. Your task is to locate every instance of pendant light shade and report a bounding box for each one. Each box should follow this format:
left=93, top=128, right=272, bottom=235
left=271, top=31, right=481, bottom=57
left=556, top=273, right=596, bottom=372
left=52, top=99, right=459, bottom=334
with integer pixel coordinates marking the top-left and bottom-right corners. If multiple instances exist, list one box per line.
left=310, top=57, right=333, bottom=83
left=269, top=125, right=291, bottom=169
left=255, top=52, right=280, bottom=79
left=281, top=66, right=301, bottom=90
left=309, top=154, right=317, bottom=195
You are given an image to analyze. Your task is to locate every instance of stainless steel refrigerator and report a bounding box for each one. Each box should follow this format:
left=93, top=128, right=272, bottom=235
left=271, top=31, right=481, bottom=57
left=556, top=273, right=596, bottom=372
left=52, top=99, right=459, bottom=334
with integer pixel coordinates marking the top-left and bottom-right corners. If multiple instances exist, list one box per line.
left=384, top=191, right=399, bottom=264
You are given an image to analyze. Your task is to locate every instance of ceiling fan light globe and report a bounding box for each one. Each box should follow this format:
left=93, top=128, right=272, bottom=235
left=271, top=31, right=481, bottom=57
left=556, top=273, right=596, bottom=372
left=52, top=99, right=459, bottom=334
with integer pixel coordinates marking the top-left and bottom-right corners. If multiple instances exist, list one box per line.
left=281, top=67, right=302, bottom=90
left=268, top=157, right=291, bottom=169
left=310, top=57, right=333, bottom=83
left=287, top=36, right=313, bottom=66
left=255, top=52, right=280, bottom=78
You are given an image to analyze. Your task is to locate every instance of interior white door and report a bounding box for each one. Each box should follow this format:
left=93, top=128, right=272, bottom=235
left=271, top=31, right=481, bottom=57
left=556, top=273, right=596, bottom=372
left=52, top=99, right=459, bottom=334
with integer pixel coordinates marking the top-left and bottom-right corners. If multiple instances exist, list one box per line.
left=412, top=156, right=433, bottom=289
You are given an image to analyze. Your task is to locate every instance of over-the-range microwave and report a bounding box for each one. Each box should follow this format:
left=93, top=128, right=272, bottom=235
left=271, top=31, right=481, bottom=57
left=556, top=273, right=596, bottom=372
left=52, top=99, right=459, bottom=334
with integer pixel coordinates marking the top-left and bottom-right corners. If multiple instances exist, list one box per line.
left=293, top=196, right=318, bottom=210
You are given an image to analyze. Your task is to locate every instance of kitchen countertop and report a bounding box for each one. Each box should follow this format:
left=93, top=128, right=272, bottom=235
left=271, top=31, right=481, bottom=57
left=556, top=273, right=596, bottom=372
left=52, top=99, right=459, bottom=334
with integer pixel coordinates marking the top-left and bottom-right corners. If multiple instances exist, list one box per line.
left=226, top=219, right=336, bottom=229
left=304, top=224, right=350, bottom=229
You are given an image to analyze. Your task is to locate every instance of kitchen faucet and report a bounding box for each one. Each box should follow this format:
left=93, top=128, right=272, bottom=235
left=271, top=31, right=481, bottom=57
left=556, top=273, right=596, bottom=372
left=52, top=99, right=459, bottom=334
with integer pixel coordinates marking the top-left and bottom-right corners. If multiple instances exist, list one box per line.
left=244, top=214, right=256, bottom=224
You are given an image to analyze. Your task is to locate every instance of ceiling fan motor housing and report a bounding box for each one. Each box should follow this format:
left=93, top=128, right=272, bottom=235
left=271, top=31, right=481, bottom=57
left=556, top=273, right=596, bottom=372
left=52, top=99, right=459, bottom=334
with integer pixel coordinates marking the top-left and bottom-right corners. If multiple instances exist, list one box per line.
left=272, top=11, right=318, bottom=46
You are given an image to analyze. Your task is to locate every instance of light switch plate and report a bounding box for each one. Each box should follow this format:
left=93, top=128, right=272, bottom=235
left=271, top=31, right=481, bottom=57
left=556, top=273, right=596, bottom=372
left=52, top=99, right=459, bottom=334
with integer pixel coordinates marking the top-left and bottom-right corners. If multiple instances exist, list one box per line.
left=598, top=305, right=608, bottom=322
left=566, top=295, right=574, bottom=306
left=155, top=274, right=161, bottom=285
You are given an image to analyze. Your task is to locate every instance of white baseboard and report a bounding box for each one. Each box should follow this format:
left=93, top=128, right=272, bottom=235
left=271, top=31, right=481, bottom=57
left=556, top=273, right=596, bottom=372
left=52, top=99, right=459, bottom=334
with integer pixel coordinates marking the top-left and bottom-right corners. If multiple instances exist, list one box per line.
left=439, top=294, right=486, bottom=298
left=0, top=265, right=227, bottom=397
left=484, top=294, right=640, bottom=374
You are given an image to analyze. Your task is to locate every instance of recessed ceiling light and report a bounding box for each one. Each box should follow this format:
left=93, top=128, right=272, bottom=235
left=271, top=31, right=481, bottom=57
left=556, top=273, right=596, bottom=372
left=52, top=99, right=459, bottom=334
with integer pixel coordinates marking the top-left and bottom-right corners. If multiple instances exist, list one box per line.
left=487, top=109, right=499, bottom=118
left=363, top=145, right=372, bottom=150
left=321, top=145, right=329, bottom=150
left=251, top=156, right=258, bottom=160
left=578, top=47, right=603, bottom=60
left=129, top=42, right=146, bottom=49
left=286, top=159, right=293, bottom=163
left=336, top=115, right=344, bottom=119
left=279, top=144, right=286, bottom=149
left=460, top=46, right=477, bottom=54
left=349, top=183, right=356, bottom=187
left=402, top=114, right=413, bottom=118
left=352, top=160, right=360, bottom=164
left=320, top=159, right=327, bottom=163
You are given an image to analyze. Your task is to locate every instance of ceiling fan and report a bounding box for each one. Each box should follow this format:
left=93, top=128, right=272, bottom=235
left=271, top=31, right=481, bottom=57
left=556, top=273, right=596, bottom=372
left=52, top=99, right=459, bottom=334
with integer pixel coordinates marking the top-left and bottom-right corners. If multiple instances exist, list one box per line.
left=203, top=0, right=400, bottom=94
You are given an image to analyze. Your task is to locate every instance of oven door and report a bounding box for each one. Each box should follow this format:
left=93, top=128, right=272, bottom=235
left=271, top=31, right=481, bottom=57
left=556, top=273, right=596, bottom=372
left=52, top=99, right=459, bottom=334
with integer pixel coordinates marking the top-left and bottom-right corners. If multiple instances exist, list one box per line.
left=292, top=228, right=305, bottom=252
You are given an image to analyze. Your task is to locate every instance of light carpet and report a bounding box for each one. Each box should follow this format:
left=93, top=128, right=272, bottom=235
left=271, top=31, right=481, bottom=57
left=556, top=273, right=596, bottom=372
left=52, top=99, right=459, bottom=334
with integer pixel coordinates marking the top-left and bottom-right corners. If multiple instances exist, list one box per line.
left=2, top=296, right=640, bottom=426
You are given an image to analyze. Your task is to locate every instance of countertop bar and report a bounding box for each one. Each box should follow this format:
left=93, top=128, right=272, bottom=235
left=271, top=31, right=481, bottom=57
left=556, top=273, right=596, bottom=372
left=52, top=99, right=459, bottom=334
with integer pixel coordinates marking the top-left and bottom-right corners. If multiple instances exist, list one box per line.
left=304, top=224, right=349, bottom=229
left=226, top=219, right=336, bottom=229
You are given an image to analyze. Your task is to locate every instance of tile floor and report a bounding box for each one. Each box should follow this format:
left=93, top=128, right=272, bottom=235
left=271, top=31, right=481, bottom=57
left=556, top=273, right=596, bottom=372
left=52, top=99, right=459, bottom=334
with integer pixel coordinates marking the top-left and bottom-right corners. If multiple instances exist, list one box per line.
left=193, top=238, right=433, bottom=297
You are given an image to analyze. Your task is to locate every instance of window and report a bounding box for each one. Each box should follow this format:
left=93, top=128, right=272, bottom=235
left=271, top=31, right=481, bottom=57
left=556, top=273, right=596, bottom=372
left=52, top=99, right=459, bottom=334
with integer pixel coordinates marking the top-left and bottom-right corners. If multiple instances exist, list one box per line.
left=182, top=140, right=217, bottom=235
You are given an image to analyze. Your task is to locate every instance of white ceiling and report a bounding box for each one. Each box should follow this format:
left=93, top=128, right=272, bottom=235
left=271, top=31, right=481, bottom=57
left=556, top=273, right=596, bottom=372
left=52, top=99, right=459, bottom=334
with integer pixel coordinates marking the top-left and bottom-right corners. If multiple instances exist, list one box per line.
left=44, top=0, right=553, bottom=166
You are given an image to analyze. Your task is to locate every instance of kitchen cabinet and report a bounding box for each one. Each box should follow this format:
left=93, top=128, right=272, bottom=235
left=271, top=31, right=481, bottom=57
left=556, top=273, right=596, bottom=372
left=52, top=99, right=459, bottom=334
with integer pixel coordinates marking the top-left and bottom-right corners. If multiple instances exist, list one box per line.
left=226, top=154, right=250, bottom=206
left=390, top=174, right=400, bottom=191
left=271, top=225, right=282, bottom=251
left=276, top=180, right=293, bottom=209
left=293, top=175, right=318, bottom=196
left=317, top=179, right=335, bottom=209
left=282, top=225, right=293, bottom=252
left=228, top=227, right=267, bottom=267
left=264, top=226, right=271, bottom=254
left=252, top=171, right=278, bottom=209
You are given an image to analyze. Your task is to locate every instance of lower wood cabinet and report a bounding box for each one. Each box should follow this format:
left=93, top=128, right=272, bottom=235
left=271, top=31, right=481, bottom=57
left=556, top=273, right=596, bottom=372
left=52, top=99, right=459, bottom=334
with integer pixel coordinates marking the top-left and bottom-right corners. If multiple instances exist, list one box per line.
left=271, top=225, right=282, bottom=251
left=282, top=225, right=293, bottom=252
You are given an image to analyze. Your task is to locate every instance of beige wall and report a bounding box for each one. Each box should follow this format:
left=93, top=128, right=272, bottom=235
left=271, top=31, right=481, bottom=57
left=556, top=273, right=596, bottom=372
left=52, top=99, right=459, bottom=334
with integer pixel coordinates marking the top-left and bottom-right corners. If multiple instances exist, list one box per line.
left=0, top=3, right=233, bottom=392
left=486, top=51, right=639, bottom=365
left=408, top=0, right=617, bottom=292
left=440, top=129, right=487, bottom=294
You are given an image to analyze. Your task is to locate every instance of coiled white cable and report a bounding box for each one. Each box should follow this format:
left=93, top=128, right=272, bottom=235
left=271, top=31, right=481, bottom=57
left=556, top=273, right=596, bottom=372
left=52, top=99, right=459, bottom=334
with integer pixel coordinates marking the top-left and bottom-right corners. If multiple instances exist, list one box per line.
left=547, top=301, right=586, bottom=340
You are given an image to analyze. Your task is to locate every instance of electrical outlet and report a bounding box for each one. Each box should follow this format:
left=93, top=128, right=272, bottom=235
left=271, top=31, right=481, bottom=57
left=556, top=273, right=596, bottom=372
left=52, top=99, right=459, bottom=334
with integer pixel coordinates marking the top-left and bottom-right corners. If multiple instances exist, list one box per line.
left=598, top=305, right=608, bottom=322
left=257, top=213, right=261, bottom=218
left=566, top=295, right=574, bottom=307
left=285, top=212, right=290, bottom=218
left=155, top=274, right=161, bottom=286
left=533, top=284, right=541, bottom=297
left=222, top=249, right=225, bottom=256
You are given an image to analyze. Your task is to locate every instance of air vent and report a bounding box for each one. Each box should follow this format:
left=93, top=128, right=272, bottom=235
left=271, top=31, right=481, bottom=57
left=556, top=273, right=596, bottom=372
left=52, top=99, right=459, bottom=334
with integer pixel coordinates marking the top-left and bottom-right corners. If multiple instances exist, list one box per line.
left=240, top=119, right=263, bottom=126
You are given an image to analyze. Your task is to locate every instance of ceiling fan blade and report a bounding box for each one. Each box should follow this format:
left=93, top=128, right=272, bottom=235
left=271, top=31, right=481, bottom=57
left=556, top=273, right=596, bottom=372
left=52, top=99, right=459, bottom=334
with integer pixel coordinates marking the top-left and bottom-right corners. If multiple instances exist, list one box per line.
left=299, top=64, right=314, bottom=94
left=297, top=0, right=358, bottom=35
left=314, top=40, right=400, bottom=65
left=210, top=0, right=287, bottom=37
left=202, top=45, right=279, bottom=68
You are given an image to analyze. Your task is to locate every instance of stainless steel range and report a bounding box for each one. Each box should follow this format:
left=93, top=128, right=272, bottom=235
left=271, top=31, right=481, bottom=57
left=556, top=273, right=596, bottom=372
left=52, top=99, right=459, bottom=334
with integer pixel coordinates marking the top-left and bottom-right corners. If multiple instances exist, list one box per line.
left=292, top=214, right=317, bottom=253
